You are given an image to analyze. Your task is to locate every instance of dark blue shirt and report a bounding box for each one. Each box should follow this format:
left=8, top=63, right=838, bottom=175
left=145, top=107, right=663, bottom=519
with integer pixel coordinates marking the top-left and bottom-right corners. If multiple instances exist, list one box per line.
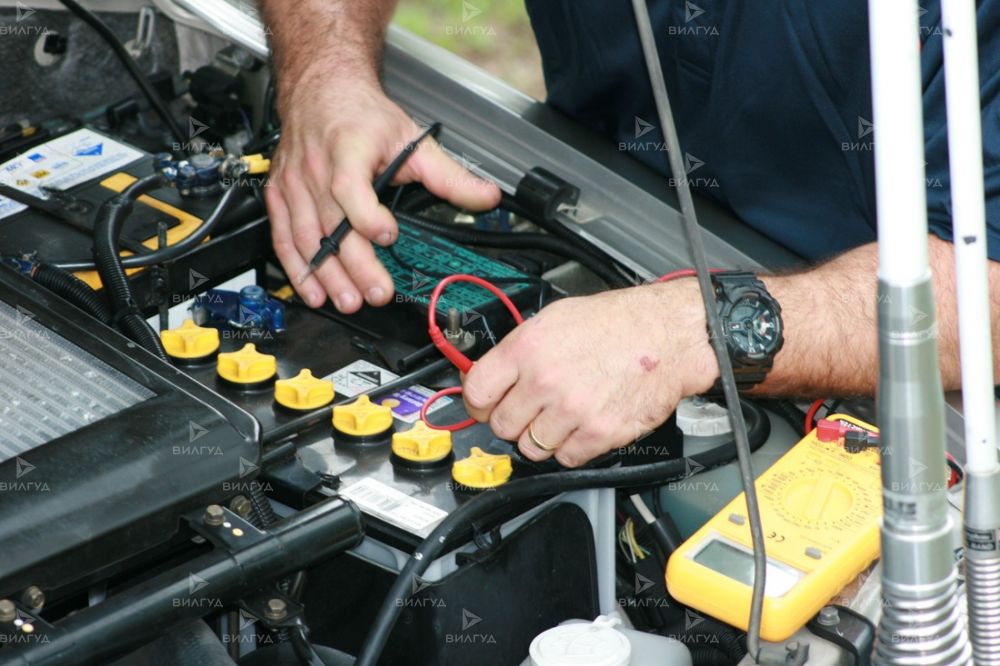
left=524, top=0, right=1000, bottom=262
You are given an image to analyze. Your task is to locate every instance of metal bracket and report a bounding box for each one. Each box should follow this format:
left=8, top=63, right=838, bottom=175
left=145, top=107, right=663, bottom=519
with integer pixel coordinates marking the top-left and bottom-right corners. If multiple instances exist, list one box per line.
left=186, top=504, right=267, bottom=551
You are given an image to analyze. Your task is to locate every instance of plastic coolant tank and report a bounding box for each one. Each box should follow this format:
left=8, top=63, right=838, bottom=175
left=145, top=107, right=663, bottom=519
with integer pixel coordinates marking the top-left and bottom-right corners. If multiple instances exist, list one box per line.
left=521, top=616, right=692, bottom=666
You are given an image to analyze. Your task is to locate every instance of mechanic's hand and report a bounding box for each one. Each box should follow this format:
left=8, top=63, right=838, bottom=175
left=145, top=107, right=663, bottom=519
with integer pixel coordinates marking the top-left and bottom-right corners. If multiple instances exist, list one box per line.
left=265, top=76, right=501, bottom=312
left=462, top=281, right=719, bottom=467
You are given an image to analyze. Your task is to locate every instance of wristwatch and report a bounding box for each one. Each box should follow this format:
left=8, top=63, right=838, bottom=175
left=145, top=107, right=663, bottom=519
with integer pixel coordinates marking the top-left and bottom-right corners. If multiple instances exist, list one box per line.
left=709, top=271, right=784, bottom=393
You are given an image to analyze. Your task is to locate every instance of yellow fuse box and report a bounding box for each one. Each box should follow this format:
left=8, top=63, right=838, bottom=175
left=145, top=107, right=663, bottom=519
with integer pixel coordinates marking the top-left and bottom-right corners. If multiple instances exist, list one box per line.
left=666, top=415, right=882, bottom=642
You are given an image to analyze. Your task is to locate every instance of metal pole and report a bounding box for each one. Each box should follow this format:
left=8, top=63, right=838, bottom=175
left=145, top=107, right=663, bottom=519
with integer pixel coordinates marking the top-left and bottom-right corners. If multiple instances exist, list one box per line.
left=868, top=0, right=970, bottom=663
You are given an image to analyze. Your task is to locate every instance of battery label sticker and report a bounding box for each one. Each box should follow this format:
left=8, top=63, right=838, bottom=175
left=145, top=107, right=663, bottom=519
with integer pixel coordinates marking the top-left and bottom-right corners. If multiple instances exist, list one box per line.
left=384, top=385, right=452, bottom=423
left=340, top=477, right=447, bottom=537
left=325, top=360, right=399, bottom=398
left=0, top=128, right=143, bottom=221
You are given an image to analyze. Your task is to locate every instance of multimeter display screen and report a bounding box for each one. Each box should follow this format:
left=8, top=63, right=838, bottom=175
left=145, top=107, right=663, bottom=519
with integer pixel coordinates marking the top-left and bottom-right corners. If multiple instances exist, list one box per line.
left=694, top=538, right=804, bottom=597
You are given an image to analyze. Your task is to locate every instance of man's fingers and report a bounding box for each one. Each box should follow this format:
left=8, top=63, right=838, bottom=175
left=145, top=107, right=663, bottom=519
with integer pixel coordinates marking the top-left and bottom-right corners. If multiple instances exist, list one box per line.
left=406, top=138, right=501, bottom=211
left=265, top=182, right=326, bottom=307
left=516, top=407, right=577, bottom=463
left=336, top=231, right=395, bottom=306
left=462, top=347, right=519, bottom=421
left=485, top=383, right=540, bottom=442
left=554, top=421, right=621, bottom=468
left=283, top=176, right=362, bottom=313
left=330, top=140, right=399, bottom=246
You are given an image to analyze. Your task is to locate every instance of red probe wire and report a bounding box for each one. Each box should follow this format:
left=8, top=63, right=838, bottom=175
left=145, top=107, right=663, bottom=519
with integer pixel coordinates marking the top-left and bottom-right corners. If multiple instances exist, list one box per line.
left=804, top=398, right=827, bottom=434
left=421, top=274, right=526, bottom=431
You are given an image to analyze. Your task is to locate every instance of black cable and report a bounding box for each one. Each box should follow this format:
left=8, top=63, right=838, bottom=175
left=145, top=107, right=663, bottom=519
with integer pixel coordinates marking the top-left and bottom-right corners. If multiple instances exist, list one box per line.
left=758, top=399, right=807, bottom=437
left=92, top=173, right=169, bottom=361
left=395, top=212, right=629, bottom=287
left=56, top=0, right=186, bottom=145
left=396, top=186, right=631, bottom=287
left=630, top=0, right=768, bottom=658
left=353, top=437, right=766, bottom=665
left=248, top=482, right=277, bottom=528
left=31, top=262, right=112, bottom=323
left=54, top=186, right=240, bottom=272
left=289, top=619, right=325, bottom=666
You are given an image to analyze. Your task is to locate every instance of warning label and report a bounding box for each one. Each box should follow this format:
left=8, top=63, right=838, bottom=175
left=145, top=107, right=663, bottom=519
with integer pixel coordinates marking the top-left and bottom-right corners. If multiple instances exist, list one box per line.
left=0, top=128, right=144, bottom=221
left=325, top=360, right=399, bottom=397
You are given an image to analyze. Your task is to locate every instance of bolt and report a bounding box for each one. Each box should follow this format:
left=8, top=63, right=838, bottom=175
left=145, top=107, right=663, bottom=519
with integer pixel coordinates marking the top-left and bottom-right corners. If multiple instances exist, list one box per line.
left=446, top=308, right=461, bottom=336
left=229, top=495, right=252, bottom=518
left=817, top=606, right=840, bottom=626
left=0, top=599, right=16, bottom=623
left=786, top=641, right=800, bottom=654
left=21, top=586, right=44, bottom=611
left=265, top=598, right=287, bottom=621
left=204, top=504, right=225, bottom=526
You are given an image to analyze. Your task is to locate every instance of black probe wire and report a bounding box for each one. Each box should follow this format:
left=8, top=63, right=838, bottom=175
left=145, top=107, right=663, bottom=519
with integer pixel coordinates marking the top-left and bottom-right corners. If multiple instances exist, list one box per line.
left=630, top=0, right=768, bottom=660
left=56, top=0, right=186, bottom=146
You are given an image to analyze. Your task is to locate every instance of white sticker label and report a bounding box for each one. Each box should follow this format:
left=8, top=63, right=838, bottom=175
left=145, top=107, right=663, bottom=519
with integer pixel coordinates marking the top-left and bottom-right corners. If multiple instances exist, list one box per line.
left=0, top=128, right=144, bottom=221
left=340, top=477, right=447, bottom=537
left=325, top=359, right=399, bottom=398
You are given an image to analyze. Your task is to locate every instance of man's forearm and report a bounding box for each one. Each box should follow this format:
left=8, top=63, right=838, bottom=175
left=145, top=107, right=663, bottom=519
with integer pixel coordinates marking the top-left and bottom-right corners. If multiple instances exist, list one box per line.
left=260, top=0, right=398, bottom=89
left=751, top=236, right=1000, bottom=396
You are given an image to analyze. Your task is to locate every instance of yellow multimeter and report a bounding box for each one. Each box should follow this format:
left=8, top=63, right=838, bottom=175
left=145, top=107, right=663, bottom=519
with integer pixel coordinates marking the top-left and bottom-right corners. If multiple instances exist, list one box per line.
left=666, top=414, right=882, bottom=642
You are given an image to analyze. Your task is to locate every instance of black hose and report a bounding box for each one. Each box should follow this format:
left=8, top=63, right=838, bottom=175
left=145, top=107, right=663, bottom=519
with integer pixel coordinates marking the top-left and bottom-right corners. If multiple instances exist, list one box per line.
left=55, top=186, right=240, bottom=272
left=353, top=443, right=759, bottom=666
left=248, top=481, right=278, bottom=528
left=758, top=399, right=807, bottom=437
left=395, top=212, right=629, bottom=287
left=290, top=619, right=326, bottom=666
left=498, top=190, right=628, bottom=280
left=32, top=262, right=112, bottom=323
left=92, top=173, right=170, bottom=361
left=56, top=0, right=186, bottom=145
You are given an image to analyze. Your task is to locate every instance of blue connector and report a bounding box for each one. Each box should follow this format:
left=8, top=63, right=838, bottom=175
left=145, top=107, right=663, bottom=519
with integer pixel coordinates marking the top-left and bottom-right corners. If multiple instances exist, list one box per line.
left=192, top=285, right=286, bottom=334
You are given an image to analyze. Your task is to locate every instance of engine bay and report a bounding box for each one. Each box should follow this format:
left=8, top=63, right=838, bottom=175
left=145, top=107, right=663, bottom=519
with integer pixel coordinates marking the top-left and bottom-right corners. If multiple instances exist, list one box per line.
left=0, top=4, right=960, bottom=666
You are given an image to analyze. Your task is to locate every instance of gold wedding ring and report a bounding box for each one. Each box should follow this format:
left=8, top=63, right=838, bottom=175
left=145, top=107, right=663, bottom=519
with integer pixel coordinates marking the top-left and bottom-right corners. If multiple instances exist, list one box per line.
left=528, top=421, right=557, bottom=452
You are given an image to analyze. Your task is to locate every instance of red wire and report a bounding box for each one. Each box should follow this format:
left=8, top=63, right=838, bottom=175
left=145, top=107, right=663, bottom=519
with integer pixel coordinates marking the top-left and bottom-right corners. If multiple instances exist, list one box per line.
left=804, top=398, right=826, bottom=434
left=419, top=386, right=476, bottom=431
left=656, top=268, right=723, bottom=283
left=423, top=274, right=526, bottom=431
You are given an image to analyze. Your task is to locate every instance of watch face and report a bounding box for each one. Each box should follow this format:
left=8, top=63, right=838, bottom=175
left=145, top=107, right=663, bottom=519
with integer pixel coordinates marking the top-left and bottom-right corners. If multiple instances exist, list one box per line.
left=726, top=293, right=781, bottom=361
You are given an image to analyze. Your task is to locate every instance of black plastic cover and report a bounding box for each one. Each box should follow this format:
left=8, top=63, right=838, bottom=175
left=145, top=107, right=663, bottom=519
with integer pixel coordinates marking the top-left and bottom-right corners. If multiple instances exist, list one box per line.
left=0, top=266, right=260, bottom=596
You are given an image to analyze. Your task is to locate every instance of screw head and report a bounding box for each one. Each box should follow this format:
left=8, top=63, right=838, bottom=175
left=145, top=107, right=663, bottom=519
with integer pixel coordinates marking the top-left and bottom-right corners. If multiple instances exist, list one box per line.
left=265, top=597, right=287, bottom=621
left=229, top=495, right=252, bottom=518
left=0, top=599, right=15, bottom=623
left=204, top=504, right=225, bottom=526
left=817, top=606, right=840, bottom=626
left=21, top=586, right=44, bottom=611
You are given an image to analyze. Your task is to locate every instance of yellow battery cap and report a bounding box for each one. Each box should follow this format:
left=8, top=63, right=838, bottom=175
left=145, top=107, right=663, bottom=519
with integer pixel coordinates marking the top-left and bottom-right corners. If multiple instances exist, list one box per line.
left=216, top=343, right=277, bottom=385
left=274, top=369, right=334, bottom=411
left=452, top=447, right=513, bottom=489
left=160, top=319, right=219, bottom=361
left=332, top=394, right=394, bottom=440
left=391, top=421, right=453, bottom=466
